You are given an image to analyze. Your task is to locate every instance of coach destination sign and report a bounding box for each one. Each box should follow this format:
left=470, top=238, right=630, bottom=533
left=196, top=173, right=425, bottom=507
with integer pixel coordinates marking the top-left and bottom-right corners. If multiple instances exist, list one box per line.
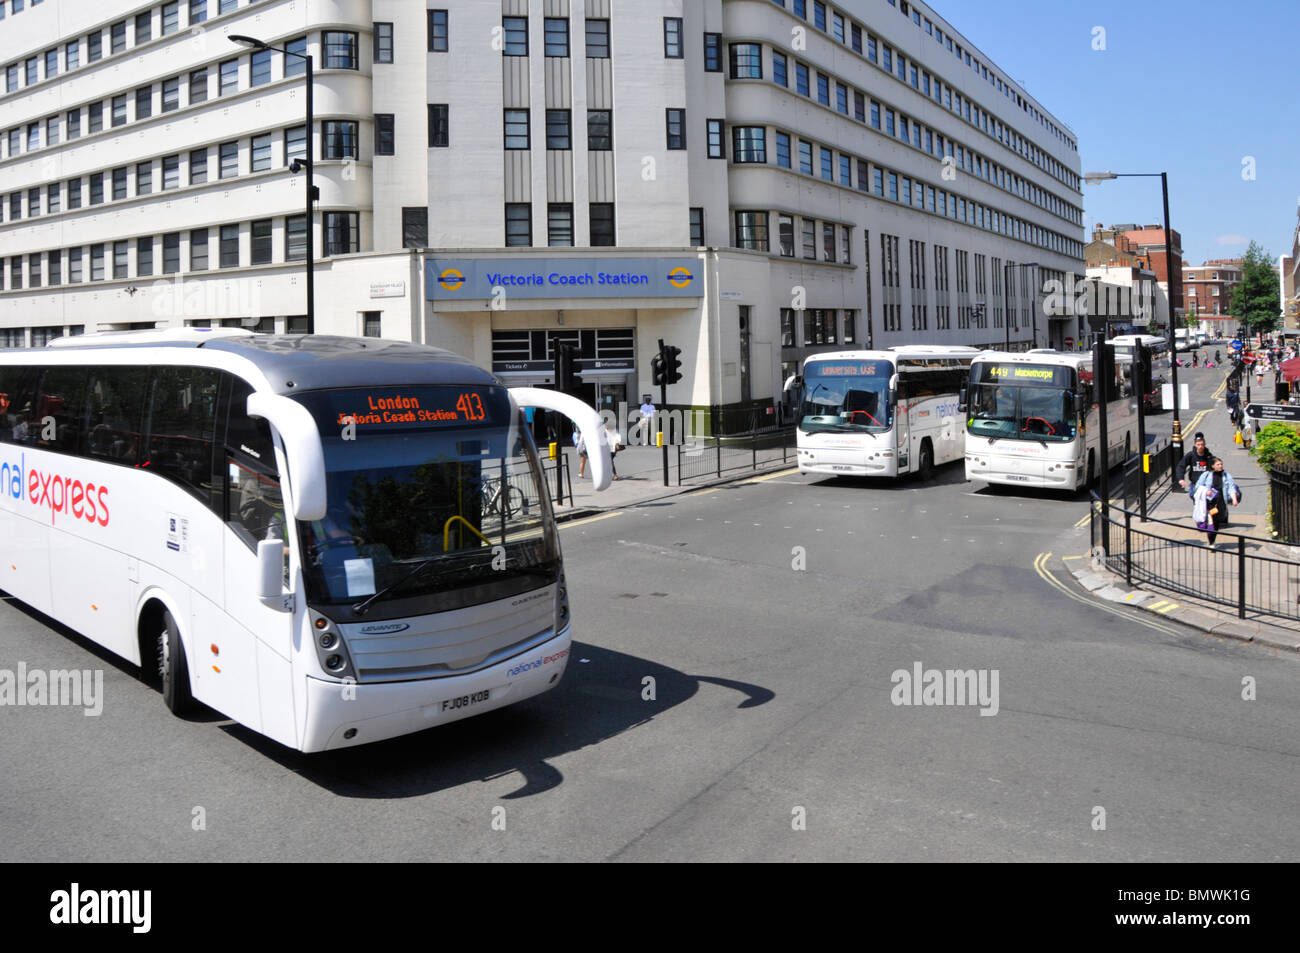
left=427, top=257, right=703, bottom=300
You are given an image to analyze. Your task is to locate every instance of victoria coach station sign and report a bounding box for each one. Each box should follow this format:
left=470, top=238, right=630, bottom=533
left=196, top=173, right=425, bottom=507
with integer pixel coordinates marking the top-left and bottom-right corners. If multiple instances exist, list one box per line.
left=426, top=257, right=703, bottom=300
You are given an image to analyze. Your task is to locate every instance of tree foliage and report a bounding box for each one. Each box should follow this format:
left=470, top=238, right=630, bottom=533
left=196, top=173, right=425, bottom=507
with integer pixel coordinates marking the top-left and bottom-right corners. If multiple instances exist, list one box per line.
left=1229, top=241, right=1281, bottom=331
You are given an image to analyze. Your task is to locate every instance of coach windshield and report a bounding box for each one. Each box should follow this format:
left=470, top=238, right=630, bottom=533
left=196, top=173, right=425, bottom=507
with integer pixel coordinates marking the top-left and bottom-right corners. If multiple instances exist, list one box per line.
left=290, top=385, right=558, bottom=614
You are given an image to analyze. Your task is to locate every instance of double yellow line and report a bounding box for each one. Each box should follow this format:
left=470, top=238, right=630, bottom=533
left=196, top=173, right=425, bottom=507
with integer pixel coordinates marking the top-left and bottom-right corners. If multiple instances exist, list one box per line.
left=1033, top=552, right=1181, bottom=636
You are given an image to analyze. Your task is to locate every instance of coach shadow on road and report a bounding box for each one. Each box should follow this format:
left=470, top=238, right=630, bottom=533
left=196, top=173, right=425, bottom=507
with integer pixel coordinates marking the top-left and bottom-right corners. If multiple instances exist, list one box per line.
left=224, top=643, right=774, bottom=799
left=808, top=460, right=970, bottom=492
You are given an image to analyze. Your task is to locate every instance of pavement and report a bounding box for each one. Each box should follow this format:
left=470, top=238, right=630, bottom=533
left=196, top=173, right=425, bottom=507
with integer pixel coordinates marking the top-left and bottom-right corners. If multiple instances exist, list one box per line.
left=1068, top=360, right=1300, bottom=653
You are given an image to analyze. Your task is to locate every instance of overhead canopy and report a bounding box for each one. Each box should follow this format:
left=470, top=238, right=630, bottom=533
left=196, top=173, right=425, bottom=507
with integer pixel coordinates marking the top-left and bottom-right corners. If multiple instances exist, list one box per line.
left=1281, top=357, right=1300, bottom=383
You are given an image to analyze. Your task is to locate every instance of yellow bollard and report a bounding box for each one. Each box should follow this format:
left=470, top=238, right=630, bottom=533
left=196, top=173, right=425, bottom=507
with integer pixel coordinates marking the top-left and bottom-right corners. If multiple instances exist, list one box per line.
left=548, top=441, right=558, bottom=460
left=1142, top=453, right=1149, bottom=474
left=655, top=431, right=664, bottom=448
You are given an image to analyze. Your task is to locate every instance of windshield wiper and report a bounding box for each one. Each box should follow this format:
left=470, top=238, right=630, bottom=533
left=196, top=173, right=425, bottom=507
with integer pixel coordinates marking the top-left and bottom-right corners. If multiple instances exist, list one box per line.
left=352, top=551, right=493, bottom=615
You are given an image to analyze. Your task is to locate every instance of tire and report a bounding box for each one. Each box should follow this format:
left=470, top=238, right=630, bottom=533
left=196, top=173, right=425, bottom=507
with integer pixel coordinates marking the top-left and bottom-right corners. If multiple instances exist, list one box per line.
left=503, top=485, right=526, bottom=519
left=916, top=441, right=934, bottom=482
left=159, top=609, right=195, bottom=716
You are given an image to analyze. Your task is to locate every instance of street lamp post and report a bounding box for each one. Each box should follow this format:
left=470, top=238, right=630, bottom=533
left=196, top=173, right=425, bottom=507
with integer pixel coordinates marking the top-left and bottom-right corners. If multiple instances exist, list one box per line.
left=231, top=35, right=316, bottom=334
left=1002, top=261, right=1039, bottom=351
left=1084, top=171, right=1182, bottom=457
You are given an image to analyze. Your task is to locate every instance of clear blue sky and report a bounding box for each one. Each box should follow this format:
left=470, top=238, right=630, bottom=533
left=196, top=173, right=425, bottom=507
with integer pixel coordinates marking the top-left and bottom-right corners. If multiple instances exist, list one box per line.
left=931, top=0, right=1297, bottom=266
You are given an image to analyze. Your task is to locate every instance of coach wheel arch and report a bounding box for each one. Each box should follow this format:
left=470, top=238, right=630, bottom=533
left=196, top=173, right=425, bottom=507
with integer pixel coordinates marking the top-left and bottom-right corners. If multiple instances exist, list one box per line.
left=917, top=438, right=934, bottom=481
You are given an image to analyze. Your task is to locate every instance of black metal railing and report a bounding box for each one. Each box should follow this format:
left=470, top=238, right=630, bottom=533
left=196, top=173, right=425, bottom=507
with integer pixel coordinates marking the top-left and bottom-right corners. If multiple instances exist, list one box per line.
left=676, top=408, right=796, bottom=484
left=1270, top=462, right=1300, bottom=544
left=1122, top=437, right=1174, bottom=511
left=1090, top=495, right=1300, bottom=621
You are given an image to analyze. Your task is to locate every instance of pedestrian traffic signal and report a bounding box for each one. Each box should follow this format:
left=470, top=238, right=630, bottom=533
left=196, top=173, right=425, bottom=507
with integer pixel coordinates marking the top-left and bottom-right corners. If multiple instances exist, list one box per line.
left=664, top=345, right=683, bottom=385
left=651, top=352, right=666, bottom=387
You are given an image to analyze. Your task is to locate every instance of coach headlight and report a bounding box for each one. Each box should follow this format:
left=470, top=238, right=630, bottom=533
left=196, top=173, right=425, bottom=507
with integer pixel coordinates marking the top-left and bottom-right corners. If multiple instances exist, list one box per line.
left=308, top=609, right=356, bottom=680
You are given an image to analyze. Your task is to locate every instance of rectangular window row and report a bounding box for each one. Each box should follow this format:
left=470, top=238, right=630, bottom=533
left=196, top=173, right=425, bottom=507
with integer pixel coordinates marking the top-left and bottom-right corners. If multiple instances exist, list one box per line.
left=769, top=46, right=1081, bottom=227
left=503, top=203, right=616, bottom=247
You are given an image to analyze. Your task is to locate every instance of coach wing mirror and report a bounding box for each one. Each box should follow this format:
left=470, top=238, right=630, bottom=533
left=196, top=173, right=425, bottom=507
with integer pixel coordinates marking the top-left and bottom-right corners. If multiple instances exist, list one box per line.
left=509, top=387, right=611, bottom=491
left=256, top=539, right=293, bottom=613
left=958, top=383, right=969, bottom=412
left=246, top=392, right=327, bottom=522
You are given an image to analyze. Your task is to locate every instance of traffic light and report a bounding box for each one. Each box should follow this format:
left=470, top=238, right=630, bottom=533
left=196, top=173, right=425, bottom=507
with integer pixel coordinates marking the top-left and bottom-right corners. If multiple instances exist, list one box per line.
left=664, top=345, right=683, bottom=385
left=651, top=352, right=666, bottom=387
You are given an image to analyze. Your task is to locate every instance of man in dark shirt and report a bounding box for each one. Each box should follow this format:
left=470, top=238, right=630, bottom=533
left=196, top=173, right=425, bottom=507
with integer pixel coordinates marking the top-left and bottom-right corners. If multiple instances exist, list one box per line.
left=1175, top=432, right=1214, bottom=498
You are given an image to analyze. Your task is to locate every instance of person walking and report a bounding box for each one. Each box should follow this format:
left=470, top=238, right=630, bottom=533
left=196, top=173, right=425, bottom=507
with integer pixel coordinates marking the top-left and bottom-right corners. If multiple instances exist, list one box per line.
left=1174, top=432, right=1214, bottom=498
left=1192, top=456, right=1240, bottom=546
left=1192, top=351, right=1198, bottom=367
left=1215, top=349, right=1222, bottom=365
left=1225, top=381, right=1241, bottom=425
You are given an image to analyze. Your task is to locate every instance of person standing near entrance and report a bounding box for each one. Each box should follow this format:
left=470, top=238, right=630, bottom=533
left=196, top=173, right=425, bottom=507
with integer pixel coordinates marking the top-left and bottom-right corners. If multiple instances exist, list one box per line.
left=638, top=394, right=656, bottom=445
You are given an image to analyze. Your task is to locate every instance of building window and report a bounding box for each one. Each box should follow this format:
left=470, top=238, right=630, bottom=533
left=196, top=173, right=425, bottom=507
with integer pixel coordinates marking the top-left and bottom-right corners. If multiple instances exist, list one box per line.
left=689, top=207, right=704, bottom=246
left=137, top=237, right=154, bottom=276
left=219, top=140, right=238, bottom=178
left=251, top=219, right=272, bottom=265
left=798, top=140, right=813, bottom=175
left=190, top=68, right=208, bottom=104
left=90, top=245, right=105, bottom=281
left=219, top=0, right=237, bottom=14
left=502, top=17, right=527, bottom=56
left=734, top=211, right=768, bottom=251
left=89, top=172, right=104, bottom=204
left=190, top=147, right=208, bottom=184
left=795, top=62, right=808, bottom=96
left=47, top=183, right=60, bottom=213
left=548, top=204, right=574, bottom=247
left=666, top=108, right=686, bottom=149
left=505, top=203, right=531, bottom=246
left=802, top=218, right=816, bottom=259
left=111, top=21, right=127, bottom=55
left=590, top=204, right=615, bottom=246
left=250, top=49, right=271, bottom=87
left=546, top=110, right=571, bottom=150
left=283, top=37, right=307, bottom=77
left=163, top=233, right=180, bottom=273
left=323, top=31, right=358, bottom=69
left=45, top=116, right=59, bottom=146
left=136, top=161, right=152, bottom=194
left=402, top=207, right=427, bottom=248
left=325, top=212, right=358, bottom=255
left=503, top=110, right=529, bottom=149
left=778, top=214, right=794, bottom=257
left=322, top=121, right=358, bottom=159
left=162, top=77, right=180, bottom=112
left=134, top=11, right=152, bottom=45
left=190, top=229, right=209, bottom=270
left=374, top=22, right=393, bottom=63
left=66, top=40, right=80, bottom=70
left=219, top=224, right=239, bottom=268
left=88, top=32, right=102, bottom=63
left=375, top=114, right=395, bottom=155
left=28, top=253, right=41, bottom=288
left=732, top=126, right=766, bottom=163
left=285, top=215, right=306, bottom=261
left=190, top=1, right=207, bottom=25
left=730, top=43, right=761, bottom=79
left=428, top=11, right=448, bottom=52
left=44, top=49, right=58, bottom=80
left=775, top=132, right=790, bottom=168
left=112, top=94, right=127, bottom=127
left=544, top=18, right=569, bottom=57
left=820, top=147, right=833, bottom=180
left=219, top=58, right=238, bottom=96
left=428, top=105, right=448, bottom=147
left=585, top=19, right=609, bottom=58
left=251, top=133, right=271, bottom=171
left=587, top=110, right=612, bottom=150
left=664, top=18, right=683, bottom=58
left=772, top=51, right=787, bottom=87
left=69, top=248, right=84, bottom=283
left=112, top=167, right=128, bottom=201
left=816, top=73, right=829, bottom=105
left=67, top=178, right=82, bottom=209
left=707, top=119, right=724, bottom=159
left=823, top=223, right=835, bottom=262
left=162, top=2, right=179, bottom=35
left=704, top=33, right=722, bottom=72
left=113, top=241, right=129, bottom=279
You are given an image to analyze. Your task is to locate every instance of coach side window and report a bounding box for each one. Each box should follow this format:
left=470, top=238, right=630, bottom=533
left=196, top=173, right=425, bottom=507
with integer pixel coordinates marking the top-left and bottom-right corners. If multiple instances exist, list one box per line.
left=35, top=366, right=90, bottom=454
left=223, top=376, right=285, bottom=550
left=144, top=367, right=221, bottom=505
left=0, top=365, right=42, bottom=445
left=83, top=366, right=148, bottom=464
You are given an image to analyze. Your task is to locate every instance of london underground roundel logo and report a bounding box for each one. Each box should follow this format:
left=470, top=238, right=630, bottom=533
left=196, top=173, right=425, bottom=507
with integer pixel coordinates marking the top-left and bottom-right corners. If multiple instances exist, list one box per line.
left=667, top=267, right=694, bottom=288
left=438, top=268, right=465, bottom=291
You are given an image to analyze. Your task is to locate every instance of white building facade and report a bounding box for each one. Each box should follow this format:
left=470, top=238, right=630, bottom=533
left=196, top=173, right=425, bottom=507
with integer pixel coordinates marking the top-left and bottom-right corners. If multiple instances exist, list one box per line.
left=0, top=0, right=1084, bottom=424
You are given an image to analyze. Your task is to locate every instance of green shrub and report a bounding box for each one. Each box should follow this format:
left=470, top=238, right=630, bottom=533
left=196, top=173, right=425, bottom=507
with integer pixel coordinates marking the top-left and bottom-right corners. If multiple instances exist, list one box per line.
left=1250, top=421, right=1300, bottom=470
